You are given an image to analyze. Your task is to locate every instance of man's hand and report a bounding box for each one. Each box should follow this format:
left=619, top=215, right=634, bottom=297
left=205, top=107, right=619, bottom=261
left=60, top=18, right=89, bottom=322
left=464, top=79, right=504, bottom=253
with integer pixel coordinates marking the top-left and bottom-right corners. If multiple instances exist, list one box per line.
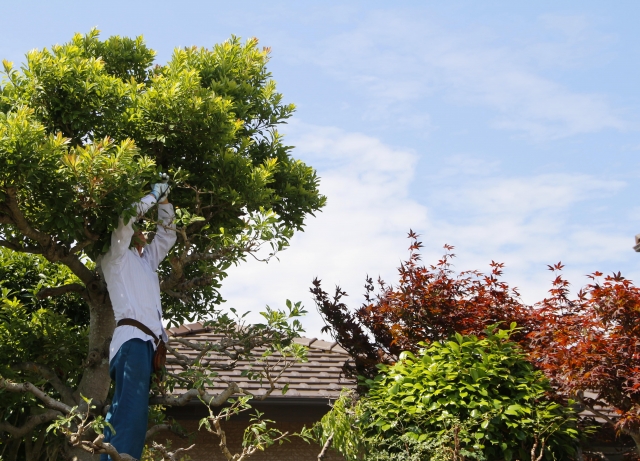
left=150, top=173, right=170, bottom=203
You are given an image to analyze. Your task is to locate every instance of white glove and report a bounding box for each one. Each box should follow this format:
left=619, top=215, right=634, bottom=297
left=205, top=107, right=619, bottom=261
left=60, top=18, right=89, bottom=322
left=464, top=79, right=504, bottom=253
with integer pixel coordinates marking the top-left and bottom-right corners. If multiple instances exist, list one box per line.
left=150, top=173, right=170, bottom=202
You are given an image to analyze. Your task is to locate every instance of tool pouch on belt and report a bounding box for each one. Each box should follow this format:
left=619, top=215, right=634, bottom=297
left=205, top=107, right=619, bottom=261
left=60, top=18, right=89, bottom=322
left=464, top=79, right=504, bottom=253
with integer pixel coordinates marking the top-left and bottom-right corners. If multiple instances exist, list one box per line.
left=117, top=318, right=166, bottom=374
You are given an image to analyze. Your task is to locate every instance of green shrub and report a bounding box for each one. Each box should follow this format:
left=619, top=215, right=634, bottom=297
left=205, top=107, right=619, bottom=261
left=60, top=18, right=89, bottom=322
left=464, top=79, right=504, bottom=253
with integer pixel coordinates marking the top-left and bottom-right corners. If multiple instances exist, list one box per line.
left=315, top=325, right=579, bottom=461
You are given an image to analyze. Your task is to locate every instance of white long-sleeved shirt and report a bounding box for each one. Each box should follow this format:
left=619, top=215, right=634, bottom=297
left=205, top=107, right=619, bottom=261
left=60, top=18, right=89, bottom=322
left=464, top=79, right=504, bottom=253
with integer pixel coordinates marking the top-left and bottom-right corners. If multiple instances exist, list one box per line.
left=102, top=194, right=177, bottom=362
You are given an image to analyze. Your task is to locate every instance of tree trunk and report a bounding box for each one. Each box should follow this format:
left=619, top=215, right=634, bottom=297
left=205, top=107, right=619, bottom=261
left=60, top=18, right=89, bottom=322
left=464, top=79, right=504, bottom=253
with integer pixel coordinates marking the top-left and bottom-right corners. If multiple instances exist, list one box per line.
left=65, top=281, right=116, bottom=461
left=627, top=429, right=640, bottom=457
left=75, top=282, right=114, bottom=405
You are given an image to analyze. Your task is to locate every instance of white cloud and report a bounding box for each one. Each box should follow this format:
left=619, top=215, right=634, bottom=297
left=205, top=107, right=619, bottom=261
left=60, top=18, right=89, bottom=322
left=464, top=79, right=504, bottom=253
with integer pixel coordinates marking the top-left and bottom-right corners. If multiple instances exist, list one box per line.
left=219, top=124, right=633, bottom=338
left=219, top=123, right=427, bottom=339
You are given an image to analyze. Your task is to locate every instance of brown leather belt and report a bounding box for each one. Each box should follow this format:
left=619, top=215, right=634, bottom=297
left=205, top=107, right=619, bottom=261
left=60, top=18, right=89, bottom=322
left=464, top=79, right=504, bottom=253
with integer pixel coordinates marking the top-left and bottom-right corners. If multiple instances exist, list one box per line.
left=117, top=318, right=159, bottom=343
left=117, top=318, right=167, bottom=375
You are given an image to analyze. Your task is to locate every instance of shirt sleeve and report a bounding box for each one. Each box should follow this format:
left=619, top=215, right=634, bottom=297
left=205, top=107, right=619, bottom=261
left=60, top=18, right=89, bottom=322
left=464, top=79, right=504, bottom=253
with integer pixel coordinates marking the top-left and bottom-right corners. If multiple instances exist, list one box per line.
left=104, top=194, right=157, bottom=264
left=143, top=202, right=177, bottom=271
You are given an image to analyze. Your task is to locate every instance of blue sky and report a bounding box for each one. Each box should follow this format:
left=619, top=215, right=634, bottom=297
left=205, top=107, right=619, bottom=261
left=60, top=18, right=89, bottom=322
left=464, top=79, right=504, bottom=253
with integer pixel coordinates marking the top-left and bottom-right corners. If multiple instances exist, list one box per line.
left=4, top=1, right=640, bottom=338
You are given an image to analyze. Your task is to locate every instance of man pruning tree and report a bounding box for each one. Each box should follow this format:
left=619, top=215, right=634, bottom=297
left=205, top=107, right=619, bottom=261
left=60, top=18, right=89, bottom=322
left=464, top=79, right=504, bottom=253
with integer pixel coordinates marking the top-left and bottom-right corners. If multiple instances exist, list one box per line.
left=100, top=176, right=175, bottom=461
left=0, top=32, right=327, bottom=460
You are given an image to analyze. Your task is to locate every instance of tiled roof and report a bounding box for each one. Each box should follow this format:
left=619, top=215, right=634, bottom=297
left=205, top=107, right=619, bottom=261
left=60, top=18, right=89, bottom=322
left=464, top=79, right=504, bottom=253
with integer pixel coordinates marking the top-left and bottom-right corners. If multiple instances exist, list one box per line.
left=165, top=322, right=356, bottom=401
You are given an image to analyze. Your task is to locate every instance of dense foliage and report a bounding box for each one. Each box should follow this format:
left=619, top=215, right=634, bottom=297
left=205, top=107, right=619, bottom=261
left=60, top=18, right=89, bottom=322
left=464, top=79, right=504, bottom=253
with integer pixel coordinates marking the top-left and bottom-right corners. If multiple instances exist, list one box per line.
left=0, top=248, right=88, bottom=325
left=314, top=232, right=640, bottom=455
left=314, top=327, right=579, bottom=461
left=0, top=250, right=89, bottom=460
left=0, top=288, right=87, bottom=460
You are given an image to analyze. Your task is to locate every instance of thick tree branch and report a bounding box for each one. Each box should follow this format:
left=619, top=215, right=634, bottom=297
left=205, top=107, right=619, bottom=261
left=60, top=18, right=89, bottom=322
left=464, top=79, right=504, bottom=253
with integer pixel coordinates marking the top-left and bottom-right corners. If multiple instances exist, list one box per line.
left=0, top=239, right=23, bottom=252
left=0, top=238, right=43, bottom=255
left=37, top=283, right=87, bottom=301
left=12, top=362, right=76, bottom=406
left=2, top=187, right=95, bottom=284
left=0, top=409, right=61, bottom=437
left=0, top=212, right=13, bottom=225
left=4, top=188, right=54, bottom=249
left=0, top=377, right=72, bottom=413
left=70, top=238, right=96, bottom=254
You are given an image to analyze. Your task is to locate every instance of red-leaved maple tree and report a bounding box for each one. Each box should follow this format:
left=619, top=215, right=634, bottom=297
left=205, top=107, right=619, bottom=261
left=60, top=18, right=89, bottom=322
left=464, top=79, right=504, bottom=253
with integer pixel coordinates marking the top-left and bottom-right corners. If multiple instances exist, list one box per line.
left=311, top=231, right=530, bottom=381
left=527, top=265, right=640, bottom=451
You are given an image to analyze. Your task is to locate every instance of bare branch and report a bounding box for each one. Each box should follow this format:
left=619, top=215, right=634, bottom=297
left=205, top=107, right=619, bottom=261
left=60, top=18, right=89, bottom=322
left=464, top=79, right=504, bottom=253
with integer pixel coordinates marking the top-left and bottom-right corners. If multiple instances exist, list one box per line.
left=531, top=435, right=546, bottom=461
left=576, top=393, right=617, bottom=427
left=165, top=344, right=192, bottom=369
left=149, top=441, right=195, bottom=461
left=0, top=377, right=72, bottom=413
left=317, top=433, right=334, bottom=461
left=206, top=410, right=289, bottom=461
left=149, top=383, right=241, bottom=407
left=168, top=337, right=240, bottom=363
left=79, top=434, right=137, bottom=461
left=0, top=409, right=61, bottom=437
left=11, top=362, right=76, bottom=405
left=145, top=424, right=173, bottom=441
left=36, top=283, right=87, bottom=301
left=169, top=337, right=209, bottom=352
left=184, top=248, right=233, bottom=265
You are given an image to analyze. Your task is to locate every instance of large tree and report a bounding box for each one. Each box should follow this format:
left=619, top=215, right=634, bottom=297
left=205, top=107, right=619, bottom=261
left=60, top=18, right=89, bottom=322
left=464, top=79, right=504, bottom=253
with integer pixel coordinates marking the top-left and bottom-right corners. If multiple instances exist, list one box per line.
left=0, top=30, right=324, bottom=460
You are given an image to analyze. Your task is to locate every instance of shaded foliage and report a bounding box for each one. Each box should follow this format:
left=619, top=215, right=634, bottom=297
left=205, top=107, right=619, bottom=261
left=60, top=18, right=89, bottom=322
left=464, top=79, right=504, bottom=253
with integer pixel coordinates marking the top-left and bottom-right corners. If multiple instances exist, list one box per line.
left=0, top=289, right=87, bottom=461
left=0, top=248, right=88, bottom=325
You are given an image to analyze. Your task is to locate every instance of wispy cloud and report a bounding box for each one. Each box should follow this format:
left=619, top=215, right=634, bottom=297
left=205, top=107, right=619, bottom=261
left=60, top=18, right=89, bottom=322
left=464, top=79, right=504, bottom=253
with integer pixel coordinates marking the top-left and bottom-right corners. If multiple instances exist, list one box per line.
left=284, top=9, right=628, bottom=140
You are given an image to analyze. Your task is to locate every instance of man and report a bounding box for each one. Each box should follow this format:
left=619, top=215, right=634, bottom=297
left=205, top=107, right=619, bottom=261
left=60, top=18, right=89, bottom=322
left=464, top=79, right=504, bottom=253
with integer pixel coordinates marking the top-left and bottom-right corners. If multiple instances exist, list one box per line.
left=100, top=179, right=176, bottom=461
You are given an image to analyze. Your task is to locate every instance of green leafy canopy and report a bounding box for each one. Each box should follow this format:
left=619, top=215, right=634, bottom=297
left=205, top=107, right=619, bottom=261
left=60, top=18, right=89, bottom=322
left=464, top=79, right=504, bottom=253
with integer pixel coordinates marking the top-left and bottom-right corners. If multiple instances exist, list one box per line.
left=0, top=29, right=326, bottom=324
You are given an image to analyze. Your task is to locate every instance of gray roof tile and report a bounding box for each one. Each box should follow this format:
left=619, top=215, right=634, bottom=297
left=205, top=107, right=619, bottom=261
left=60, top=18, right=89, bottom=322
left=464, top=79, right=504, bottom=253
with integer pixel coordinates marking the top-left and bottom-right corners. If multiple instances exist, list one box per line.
left=165, top=325, right=356, bottom=401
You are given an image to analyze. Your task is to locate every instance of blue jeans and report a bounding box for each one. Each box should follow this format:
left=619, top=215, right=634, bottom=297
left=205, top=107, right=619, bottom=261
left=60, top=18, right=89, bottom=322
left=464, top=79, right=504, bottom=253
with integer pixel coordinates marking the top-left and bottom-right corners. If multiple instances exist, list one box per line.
left=101, top=339, right=153, bottom=461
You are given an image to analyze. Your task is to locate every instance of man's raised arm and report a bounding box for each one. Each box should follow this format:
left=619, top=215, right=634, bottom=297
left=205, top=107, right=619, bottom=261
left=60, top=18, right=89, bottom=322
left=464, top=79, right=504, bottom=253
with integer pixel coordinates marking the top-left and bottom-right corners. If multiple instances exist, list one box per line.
left=143, top=199, right=177, bottom=270
left=105, top=195, right=157, bottom=263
